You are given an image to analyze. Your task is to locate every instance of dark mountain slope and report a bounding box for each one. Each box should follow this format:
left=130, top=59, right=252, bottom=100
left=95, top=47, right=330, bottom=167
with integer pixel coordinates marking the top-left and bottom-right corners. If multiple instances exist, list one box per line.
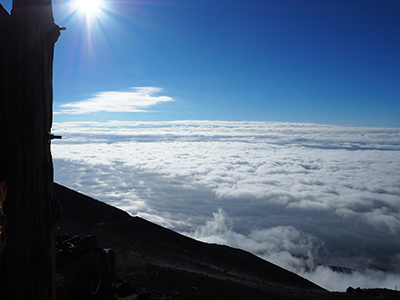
left=54, top=183, right=399, bottom=300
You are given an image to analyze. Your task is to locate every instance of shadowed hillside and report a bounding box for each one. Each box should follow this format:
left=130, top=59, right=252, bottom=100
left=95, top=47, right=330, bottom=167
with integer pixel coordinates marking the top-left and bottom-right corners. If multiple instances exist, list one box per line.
left=54, top=183, right=400, bottom=300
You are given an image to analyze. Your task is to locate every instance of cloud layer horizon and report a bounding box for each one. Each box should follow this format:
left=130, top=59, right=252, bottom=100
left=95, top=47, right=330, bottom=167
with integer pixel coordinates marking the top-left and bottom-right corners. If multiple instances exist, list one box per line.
left=51, top=120, right=400, bottom=291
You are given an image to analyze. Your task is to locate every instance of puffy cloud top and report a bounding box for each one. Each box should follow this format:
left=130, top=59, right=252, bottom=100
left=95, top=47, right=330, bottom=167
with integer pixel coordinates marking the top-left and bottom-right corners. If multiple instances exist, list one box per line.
left=51, top=121, right=400, bottom=291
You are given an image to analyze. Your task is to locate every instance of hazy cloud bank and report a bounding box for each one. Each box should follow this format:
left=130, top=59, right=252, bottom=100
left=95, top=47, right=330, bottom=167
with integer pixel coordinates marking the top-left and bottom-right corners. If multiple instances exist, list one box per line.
left=183, top=208, right=400, bottom=292
left=51, top=121, right=400, bottom=290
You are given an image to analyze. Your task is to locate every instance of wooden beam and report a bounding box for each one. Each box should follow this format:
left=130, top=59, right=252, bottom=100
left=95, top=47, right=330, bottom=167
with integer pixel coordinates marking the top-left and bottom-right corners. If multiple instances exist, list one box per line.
left=0, top=0, right=61, bottom=298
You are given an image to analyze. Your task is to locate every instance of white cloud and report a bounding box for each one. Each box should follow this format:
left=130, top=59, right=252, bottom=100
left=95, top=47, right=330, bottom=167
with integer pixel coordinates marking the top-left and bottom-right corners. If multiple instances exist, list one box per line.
left=184, top=208, right=323, bottom=272
left=51, top=120, right=400, bottom=290
left=55, top=87, right=173, bottom=114
left=183, top=209, right=400, bottom=292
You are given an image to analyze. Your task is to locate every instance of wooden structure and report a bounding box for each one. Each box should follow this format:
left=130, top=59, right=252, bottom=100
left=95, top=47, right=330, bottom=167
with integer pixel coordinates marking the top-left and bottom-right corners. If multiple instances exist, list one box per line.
left=0, top=0, right=61, bottom=298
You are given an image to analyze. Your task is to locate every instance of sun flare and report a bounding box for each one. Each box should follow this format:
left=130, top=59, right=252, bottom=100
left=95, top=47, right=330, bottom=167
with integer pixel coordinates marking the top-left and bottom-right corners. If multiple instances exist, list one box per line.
left=74, top=0, right=105, bottom=20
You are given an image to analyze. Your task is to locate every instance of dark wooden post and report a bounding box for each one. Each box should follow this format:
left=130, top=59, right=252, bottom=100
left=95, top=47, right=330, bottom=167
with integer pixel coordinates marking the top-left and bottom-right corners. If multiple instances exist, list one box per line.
left=0, top=6, right=10, bottom=183
left=0, top=0, right=61, bottom=299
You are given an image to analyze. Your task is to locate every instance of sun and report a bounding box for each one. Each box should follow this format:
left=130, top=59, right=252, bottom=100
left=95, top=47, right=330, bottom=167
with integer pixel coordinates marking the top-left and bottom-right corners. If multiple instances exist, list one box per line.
left=80, top=0, right=101, bottom=12
left=74, top=0, right=105, bottom=21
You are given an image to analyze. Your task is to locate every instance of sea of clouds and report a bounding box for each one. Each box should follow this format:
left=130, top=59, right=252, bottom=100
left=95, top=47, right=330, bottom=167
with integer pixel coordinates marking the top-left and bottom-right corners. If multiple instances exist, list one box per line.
left=51, top=120, right=400, bottom=291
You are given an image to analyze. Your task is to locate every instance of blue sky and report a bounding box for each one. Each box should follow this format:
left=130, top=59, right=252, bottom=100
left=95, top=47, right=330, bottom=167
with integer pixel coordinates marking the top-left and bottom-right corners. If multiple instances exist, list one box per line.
left=2, top=0, right=400, bottom=126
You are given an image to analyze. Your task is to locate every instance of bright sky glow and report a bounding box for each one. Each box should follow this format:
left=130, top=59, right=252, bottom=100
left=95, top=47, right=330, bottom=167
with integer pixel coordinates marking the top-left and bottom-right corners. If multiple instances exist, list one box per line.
left=73, top=0, right=103, bottom=18
left=64, top=0, right=109, bottom=37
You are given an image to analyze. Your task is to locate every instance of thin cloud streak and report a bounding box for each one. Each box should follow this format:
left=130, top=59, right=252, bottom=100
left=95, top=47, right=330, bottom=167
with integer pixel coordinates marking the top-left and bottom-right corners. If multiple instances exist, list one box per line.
left=51, top=121, right=400, bottom=291
left=55, top=87, right=173, bottom=114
